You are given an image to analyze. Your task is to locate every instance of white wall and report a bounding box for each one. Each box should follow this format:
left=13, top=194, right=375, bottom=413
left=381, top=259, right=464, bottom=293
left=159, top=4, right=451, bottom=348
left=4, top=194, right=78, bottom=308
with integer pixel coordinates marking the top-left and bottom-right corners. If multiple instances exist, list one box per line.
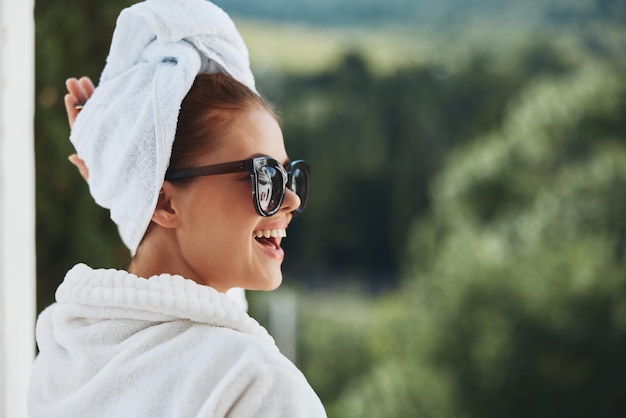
left=0, top=0, right=36, bottom=417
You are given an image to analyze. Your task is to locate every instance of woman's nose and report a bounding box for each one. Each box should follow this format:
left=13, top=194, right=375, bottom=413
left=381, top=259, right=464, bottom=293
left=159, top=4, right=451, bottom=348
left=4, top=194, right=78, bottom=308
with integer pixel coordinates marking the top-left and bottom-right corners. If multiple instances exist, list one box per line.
left=280, top=187, right=301, bottom=214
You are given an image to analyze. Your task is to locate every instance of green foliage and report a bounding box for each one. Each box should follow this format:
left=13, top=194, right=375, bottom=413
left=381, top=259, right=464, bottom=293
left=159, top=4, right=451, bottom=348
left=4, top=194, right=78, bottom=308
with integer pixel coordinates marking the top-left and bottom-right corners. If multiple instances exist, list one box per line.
left=296, top=292, right=376, bottom=404
left=275, top=46, right=572, bottom=288
left=319, top=63, right=626, bottom=417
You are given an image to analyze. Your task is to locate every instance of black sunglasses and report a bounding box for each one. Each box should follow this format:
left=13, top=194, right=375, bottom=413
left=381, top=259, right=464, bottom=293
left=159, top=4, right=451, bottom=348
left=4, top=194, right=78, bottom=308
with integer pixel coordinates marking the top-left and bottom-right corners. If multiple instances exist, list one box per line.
left=165, top=156, right=310, bottom=217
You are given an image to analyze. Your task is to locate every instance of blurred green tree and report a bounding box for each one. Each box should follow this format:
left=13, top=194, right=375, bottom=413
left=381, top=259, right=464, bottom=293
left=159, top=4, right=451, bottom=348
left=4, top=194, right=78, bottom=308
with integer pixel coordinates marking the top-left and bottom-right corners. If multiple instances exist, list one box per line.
left=277, top=46, right=571, bottom=290
left=327, top=63, right=626, bottom=418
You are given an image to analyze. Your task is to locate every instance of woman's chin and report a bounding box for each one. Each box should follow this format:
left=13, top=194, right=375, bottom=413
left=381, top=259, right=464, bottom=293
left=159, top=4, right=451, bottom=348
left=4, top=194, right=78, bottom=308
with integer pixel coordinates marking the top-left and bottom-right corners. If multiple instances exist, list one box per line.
left=253, top=270, right=283, bottom=291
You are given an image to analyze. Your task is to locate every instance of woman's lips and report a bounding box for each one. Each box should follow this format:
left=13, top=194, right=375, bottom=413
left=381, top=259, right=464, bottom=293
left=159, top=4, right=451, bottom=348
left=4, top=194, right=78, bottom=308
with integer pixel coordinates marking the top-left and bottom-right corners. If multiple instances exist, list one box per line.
left=253, top=227, right=288, bottom=260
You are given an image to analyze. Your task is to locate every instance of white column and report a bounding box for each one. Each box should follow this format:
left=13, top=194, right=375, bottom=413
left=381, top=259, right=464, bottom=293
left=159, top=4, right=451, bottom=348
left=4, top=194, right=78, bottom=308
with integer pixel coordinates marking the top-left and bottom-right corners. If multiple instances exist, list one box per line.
left=269, top=289, right=298, bottom=362
left=0, top=0, right=36, bottom=417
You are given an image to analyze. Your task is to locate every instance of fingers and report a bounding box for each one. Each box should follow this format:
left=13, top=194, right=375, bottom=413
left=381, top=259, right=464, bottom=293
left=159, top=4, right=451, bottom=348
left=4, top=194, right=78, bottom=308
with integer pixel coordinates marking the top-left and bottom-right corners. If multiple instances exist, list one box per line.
left=68, top=154, right=89, bottom=182
left=65, top=76, right=95, bottom=128
left=64, top=93, right=80, bottom=128
left=65, top=76, right=94, bottom=104
left=78, top=76, right=95, bottom=97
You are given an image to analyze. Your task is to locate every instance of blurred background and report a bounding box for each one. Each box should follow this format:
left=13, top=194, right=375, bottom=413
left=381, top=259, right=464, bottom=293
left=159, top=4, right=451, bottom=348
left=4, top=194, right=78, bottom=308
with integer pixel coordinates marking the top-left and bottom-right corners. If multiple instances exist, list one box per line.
left=35, top=0, right=626, bottom=416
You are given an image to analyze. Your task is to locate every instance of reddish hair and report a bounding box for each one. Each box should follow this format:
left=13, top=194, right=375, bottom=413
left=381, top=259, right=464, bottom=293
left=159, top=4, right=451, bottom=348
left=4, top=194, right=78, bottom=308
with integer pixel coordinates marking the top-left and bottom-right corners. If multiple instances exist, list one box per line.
left=168, top=73, right=275, bottom=173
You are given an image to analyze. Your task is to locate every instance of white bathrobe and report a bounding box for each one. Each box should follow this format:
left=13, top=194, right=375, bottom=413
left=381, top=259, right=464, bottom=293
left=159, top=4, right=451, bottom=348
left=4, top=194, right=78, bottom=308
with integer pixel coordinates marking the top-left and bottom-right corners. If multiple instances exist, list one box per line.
left=28, top=264, right=327, bottom=418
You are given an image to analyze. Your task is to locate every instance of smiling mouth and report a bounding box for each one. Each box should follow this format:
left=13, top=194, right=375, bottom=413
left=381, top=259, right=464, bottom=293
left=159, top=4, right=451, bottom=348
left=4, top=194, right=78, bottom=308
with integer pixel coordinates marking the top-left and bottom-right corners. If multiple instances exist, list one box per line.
left=253, top=228, right=286, bottom=249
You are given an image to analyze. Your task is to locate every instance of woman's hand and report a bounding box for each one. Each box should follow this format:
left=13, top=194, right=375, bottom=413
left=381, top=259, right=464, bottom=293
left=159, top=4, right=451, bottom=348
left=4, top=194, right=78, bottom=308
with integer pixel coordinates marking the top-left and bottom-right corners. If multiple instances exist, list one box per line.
left=65, top=76, right=94, bottom=128
left=65, top=76, right=94, bottom=181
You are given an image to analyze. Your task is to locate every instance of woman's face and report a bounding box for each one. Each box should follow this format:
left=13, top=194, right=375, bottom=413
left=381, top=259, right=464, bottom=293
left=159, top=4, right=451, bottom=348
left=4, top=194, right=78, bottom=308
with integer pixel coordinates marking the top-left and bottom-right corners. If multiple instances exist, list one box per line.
left=168, top=106, right=301, bottom=292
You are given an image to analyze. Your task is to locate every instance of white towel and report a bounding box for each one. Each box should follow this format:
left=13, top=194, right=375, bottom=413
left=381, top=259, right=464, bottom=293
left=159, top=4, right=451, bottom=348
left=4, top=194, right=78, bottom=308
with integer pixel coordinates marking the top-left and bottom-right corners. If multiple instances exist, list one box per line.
left=70, top=0, right=256, bottom=254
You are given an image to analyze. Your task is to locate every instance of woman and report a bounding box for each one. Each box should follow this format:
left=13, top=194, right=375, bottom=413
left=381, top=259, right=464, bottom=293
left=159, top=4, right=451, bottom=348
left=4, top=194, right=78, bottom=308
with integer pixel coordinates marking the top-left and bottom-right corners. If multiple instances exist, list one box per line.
left=28, top=1, right=326, bottom=417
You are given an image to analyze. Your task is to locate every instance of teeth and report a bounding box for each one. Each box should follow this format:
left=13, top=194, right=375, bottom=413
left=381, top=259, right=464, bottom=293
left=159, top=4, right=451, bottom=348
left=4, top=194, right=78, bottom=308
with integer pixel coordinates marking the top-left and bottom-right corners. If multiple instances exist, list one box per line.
left=253, top=228, right=287, bottom=239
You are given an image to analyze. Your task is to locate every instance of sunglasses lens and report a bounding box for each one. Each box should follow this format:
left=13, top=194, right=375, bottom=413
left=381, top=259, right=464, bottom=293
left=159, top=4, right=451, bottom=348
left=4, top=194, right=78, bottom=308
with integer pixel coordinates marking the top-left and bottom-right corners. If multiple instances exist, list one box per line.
left=255, top=159, right=310, bottom=216
left=257, top=165, right=284, bottom=214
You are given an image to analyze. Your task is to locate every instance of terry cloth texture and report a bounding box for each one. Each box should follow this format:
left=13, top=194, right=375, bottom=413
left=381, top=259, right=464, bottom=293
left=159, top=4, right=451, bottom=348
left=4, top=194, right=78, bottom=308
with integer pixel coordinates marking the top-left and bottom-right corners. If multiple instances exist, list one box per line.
left=69, top=0, right=257, bottom=255
left=28, top=264, right=327, bottom=418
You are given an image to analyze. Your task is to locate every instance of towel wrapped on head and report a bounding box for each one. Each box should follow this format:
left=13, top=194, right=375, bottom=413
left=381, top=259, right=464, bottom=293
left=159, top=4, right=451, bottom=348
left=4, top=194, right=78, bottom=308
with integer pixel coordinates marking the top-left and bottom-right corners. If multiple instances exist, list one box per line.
left=70, top=0, right=256, bottom=255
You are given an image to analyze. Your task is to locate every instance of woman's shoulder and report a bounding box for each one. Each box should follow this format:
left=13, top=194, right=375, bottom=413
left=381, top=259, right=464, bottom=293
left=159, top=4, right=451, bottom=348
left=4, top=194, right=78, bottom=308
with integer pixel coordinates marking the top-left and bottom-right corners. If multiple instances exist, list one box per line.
left=188, top=330, right=327, bottom=417
left=134, top=301, right=326, bottom=416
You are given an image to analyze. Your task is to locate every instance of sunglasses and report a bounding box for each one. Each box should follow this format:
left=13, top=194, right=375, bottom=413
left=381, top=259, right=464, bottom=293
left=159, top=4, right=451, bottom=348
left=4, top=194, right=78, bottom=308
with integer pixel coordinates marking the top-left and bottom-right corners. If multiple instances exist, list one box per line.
left=165, top=156, right=310, bottom=217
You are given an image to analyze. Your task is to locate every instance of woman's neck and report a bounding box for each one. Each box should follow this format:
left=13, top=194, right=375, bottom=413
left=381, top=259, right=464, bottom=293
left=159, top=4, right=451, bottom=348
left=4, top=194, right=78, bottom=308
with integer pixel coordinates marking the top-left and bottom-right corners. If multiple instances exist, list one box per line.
left=128, top=226, right=228, bottom=292
left=128, top=227, right=185, bottom=279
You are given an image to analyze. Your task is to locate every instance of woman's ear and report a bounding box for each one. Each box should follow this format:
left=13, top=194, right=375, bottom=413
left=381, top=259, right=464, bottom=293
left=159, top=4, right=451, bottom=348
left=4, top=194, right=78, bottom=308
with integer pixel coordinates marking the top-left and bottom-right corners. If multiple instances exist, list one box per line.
left=151, top=183, right=178, bottom=228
